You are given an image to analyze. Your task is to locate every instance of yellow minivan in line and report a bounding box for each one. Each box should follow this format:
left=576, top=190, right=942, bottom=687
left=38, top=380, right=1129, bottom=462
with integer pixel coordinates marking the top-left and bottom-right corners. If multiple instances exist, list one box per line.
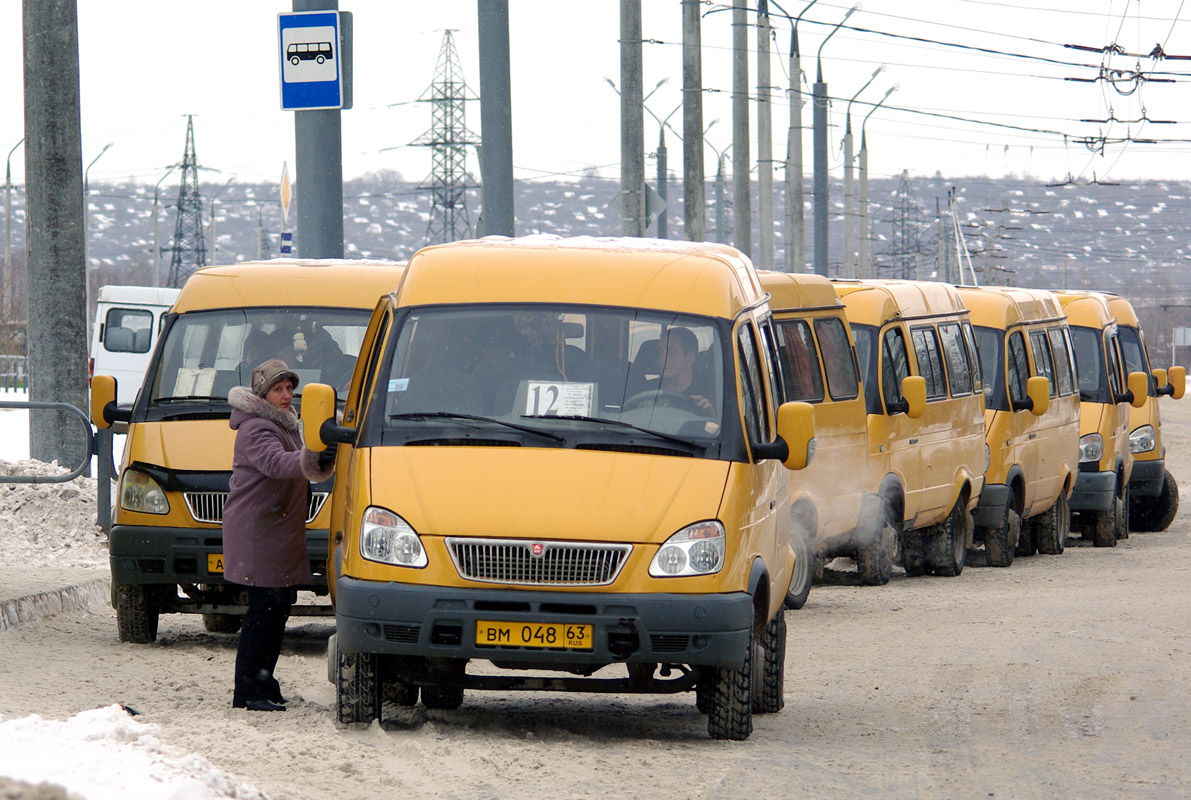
left=1106, top=295, right=1185, bottom=531
left=958, top=286, right=1080, bottom=566
left=302, top=237, right=815, bottom=741
left=760, top=271, right=890, bottom=587
left=91, top=260, right=406, bottom=642
left=834, top=279, right=986, bottom=579
left=1052, top=290, right=1148, bottom=547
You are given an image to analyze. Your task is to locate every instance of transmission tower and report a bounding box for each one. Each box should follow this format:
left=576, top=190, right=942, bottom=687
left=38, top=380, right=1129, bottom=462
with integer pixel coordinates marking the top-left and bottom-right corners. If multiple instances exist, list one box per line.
left=413, top=30, right=479, bottom=245
left=877, top=171, right=935, bottom=280
left=165, top=115, right=206, bottom=287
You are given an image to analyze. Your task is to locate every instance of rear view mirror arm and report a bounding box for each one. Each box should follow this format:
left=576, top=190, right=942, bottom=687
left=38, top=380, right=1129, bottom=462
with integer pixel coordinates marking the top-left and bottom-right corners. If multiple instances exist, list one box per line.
left=321, top=420, right=358, bottom=446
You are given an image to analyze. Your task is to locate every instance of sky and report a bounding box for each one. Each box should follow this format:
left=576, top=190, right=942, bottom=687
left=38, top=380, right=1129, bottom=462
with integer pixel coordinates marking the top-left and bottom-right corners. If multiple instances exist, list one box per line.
left=2, top=1, right=1191, bottom=200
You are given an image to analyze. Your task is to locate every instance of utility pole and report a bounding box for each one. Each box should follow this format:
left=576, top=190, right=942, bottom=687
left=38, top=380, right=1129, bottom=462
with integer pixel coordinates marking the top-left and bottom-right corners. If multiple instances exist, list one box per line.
left=857, top=85, right=895, bottom=279
left=842, top=66, right=883, bottom=279
left=783, top=0, right=818, bottom=273
left=22, top=0, right=88, bottom=469
left=731, top=3, right=751, bottom=256
left=681, top=0, right=705, bottom=242
left=620, top=0, right=645, bottom=237
left=4, top=138, right=22, bottom=320
left=811, top=6, right=856, bottom=276
left=209, top=176, right=234, bottom=264
left=477, top=0, right=514, bottom=237
left=756, top=2, right=774, bottom=269
left=165, top=116, right=207, bottom=288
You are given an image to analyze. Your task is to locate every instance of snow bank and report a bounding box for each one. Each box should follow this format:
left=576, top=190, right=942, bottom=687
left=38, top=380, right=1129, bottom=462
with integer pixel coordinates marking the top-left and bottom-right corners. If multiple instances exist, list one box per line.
left=0, top=459, right=107, bottom=569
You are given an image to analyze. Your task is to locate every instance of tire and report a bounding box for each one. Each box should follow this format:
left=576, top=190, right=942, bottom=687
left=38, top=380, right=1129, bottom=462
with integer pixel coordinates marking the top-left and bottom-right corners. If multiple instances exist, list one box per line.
left=695, top=676, right=714, bottom=714
left=1015, top=513, right=1038, bottom=557
left=421, top=685, right=464, bottom=711
left=1115, top=485, right=1130, bottom=540
left=316, top=55, right=326, bottom=64
left=928, top=498, right=969, bottom=578
left=707, top=606, right=755, bottom=740
left=811, top=553, right=826, bottom=584
left=901, top=533, right=928, bottom=577
left=336, top=650, right=381, bottom=726
left=289, top=56, right=300, bottom=66
left=1034, top=491, right=1069, bottom=555
left=115, top=584, right=159, bottom=644
left=1142, top=470, right=1180, bottom=532
left=383, top=681, right=419, bottom=708
left=202, top=613, right=242, bottom=634
left=984, top=490, right=1019, bottom=568
left=784, top=524, right=813, bottom=609
left=755, top=611, right=786, bottom=714
left=1091, top=501, right=1118, bottom=548
left=856, top=500, right=897, bottom=586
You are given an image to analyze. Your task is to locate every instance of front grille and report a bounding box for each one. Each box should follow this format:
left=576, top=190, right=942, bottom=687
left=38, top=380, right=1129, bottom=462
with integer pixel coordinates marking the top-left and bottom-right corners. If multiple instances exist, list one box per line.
left=184, top=491, right=328, bottom=525
left=650, top=634, right=690, bottom=653
left=446, top=538, right=632, bottom=587
left=383, top=624, right=421, bottom=644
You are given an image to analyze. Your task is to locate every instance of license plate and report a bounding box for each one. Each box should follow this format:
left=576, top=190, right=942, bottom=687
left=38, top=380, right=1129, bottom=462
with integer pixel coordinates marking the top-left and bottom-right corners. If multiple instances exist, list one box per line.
left=207, top=553, right=224, bottom=574
left=475, top=620, right=593, bottom=650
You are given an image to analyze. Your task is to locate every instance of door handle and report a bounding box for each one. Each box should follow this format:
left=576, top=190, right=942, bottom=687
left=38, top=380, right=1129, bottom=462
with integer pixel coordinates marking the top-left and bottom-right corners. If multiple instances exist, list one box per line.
left=909, top=438, right=919, bottom=444
left=1028, top=433, right=1037, bottom=439
left=770, top=500, right=777, bottom=510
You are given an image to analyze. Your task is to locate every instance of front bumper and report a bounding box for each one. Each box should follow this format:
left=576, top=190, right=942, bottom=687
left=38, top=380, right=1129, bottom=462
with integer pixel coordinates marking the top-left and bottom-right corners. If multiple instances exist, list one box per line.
left=972, top=483, right=1011, bottom=530
left=1127, top=457, right=1165, bottom=498
left=334, top=577, right=754, bottom=670
left=1069, top=470, right=1117, bottom=513
left=107, top=524, right=329, bottom=589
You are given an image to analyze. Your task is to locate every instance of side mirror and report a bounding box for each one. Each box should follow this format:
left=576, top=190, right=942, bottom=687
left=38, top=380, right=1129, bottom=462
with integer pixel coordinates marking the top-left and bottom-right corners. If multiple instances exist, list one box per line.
left=300, top=383, right=338, bottom=451
left=1127, top=371, right=1149, bottom=409
left=1026, top=376, right=1050, bottom=417
left=1168, top=366, right=1186, bottom=400
left=773, top=401, right=816, bottom=471
left=901, top=376, right=927, bottom=420
left=89, top=375, right=129, bottom=429
left=1152, top=368, right=1168, bottom=393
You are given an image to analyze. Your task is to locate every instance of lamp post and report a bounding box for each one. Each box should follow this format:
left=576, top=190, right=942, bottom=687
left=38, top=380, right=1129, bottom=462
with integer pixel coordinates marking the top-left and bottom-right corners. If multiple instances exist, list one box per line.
left=209, top=176, right=235, bottom=264
left=842, top=65, right=884, bottom=278
left=706, top=136, right=732, bottom=245
left=83, top=142, right=114, bottom=331
left=151, top=165, right=176, bottom=287
left=777, top=0, right=819, bottom=272
left=4, top=137, right=23, bottom=320
left=643, top=103, right=681, bottom=239
left=811, top=3, right=859, bottom=276
left=756, top=2, right=775, bottom=269
left=858, top=85, right=897, bottom=278
left=606, top=76, right=669, bottom=236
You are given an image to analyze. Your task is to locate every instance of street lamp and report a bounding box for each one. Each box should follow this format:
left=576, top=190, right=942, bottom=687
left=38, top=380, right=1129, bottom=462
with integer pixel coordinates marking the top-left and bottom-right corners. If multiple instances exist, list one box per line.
left=84, top=142, right=114, bottom=332
left=843, top=65, right=885, bottom=277
left=858, top=84, right=898, bottom=279
left=643, top=102, right=681, bottom=239
left=151, top=165, right=177, bottom=287
left=209, top=176, right=235, bottom=264
left=4, top=137, right=23, bottom=320
left=811, top=3, right=860, bottom=276
left=605, top=77, right=670, bottom=236
left=705, top=135, right=732, bottom=245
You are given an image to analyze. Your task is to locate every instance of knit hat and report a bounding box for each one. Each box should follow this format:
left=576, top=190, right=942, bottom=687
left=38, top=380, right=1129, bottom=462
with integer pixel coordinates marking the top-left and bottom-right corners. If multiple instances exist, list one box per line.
left=250, top=359, right=300, bottom=398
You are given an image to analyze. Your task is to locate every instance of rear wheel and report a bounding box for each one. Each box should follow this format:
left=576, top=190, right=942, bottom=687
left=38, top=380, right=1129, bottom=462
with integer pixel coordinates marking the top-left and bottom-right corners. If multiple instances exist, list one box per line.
left=1091, top=498, right=1119, bottom=548
left=755, top=611, right=786, bottom=714
left=1115, top=485, right=1130, bottom=540
left=784, top=524, right=813, bottom=610
left=984, top=490, right=1019, bottom=568
left=707, top=606, right=755, bottom=740
left=928, top=498, right=969, bottom=577
left=336, top=650, right=381, bottom=726
left=1034, top=491, right=1069, bottom=555
left=856, top=500, right=897, bottom=586
left=115, top=584, right=160, bottom=644
left=202, top=613, right=242, bottom=634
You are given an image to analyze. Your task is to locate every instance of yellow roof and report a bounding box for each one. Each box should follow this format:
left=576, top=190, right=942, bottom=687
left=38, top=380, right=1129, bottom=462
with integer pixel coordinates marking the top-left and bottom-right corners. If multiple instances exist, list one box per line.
left=832, top=278, right=967, bottom=326
left=172, top=260, right=406, bottom=313
left=757, top=270, right=843, bottom=312
left=1104, top=294, right=1140, bottom=327
left=1052, top=289, right=1116, bottom=329
left=956, top=285, right=1065, bottom=329
left=397, top=236, right=767, bottom=319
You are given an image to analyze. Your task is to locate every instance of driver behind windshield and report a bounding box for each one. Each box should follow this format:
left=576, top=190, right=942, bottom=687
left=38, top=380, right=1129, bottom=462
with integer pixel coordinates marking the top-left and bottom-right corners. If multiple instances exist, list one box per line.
left=644, top=327, right=715, bottom=417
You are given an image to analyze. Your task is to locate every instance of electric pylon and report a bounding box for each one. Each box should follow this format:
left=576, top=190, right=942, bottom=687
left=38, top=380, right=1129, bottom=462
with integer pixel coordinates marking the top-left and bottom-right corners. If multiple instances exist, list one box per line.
left=413, top=30, right=480, bottom=245
left=165, top=115, right=207, bottom=287
left=877, top=171, right=934, bottom=280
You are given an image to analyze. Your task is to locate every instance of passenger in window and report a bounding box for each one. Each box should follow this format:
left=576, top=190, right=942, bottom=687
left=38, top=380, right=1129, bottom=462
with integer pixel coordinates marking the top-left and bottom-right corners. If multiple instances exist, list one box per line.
left=646, top=327, right=715, bottom=417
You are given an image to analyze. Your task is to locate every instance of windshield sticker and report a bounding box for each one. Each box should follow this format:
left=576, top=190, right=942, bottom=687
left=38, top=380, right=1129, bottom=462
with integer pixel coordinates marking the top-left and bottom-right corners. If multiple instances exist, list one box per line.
left=389, top=378, right=409, bottom=392
left=525, top=381, right=595, bottom=416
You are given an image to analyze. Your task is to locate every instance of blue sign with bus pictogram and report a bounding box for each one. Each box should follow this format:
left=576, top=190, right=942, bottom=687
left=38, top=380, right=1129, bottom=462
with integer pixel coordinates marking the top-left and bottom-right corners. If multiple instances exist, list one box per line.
left=278, top=11, right=342, bottom=110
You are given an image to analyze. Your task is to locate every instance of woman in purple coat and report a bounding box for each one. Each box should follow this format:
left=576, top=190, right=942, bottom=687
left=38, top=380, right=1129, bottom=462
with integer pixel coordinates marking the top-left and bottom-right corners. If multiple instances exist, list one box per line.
left=223, top=359, right=334, bottom=711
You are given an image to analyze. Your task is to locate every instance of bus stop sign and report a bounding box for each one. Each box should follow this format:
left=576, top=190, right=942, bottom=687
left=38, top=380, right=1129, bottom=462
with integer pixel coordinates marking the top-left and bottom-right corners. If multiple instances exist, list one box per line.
left=278, top=11, right=343, bottom=110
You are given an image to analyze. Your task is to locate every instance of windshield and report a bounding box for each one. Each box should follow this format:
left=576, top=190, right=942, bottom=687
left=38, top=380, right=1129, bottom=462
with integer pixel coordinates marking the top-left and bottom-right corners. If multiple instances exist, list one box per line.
left=1117, top=326, right=1154, bottom=397
left=973, top=326, right=1008, bottom=411
left=148, top=307, right=372, bottom=405
left=378, top=305, right=726, bottom=449
left=1069, top=325, right=1110, bottom=403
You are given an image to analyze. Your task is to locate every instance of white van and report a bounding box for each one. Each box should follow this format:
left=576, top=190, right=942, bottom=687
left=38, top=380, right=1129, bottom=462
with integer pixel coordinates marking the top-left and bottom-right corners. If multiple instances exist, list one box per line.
left=90, top=286, right=180, bottom=405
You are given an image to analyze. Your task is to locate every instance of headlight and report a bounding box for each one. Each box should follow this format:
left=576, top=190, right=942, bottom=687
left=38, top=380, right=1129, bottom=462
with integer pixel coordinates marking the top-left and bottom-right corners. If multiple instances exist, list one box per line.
left=1079, top=433, right=1104, bottom=464
left=984, top=444, right=991, bottom=472
left=119, top=471, right=169, bottom=514
left=359, top=507, right=427, bottom=568
left=649, top=521, right=725, bottom=578
left=1130, top=425, right=1157, bottom=454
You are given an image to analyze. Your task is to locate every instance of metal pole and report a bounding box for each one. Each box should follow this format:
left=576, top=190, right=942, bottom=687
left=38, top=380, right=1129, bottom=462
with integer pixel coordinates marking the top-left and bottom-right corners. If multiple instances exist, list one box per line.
left=843, top=67, right=883, bottom=278
left=681, top=0, right=705, bottom=242
left=731, top=3, right=751, bottom=256
left=782, top=0, right=818, bottom=272
left=152, top=165, right=175, bottom=287
left=620, top=0, right=645, bottom=237
left=4, top=138, right=23, bottom=320
left=757, top=3, right=774, bottom=269
left=209, top=176, right=234, bottom=264
left=83, top=142, right=113, bottom=334
left=858, top=85, right=895, bottom=280
left=811, top=5, right=858, bottom=277
left=478, top=0, right=514, bottom=236
left=656, top=131, right=668, bottom=239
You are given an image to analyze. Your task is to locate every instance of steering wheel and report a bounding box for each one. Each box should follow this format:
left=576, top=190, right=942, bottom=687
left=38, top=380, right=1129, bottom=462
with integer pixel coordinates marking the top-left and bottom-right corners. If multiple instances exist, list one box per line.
left=623, top=389, right=705, bottom=415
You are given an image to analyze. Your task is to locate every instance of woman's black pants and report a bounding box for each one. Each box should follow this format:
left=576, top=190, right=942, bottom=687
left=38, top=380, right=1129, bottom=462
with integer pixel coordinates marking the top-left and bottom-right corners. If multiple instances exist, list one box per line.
left=233, top=585, right=293, bottom=706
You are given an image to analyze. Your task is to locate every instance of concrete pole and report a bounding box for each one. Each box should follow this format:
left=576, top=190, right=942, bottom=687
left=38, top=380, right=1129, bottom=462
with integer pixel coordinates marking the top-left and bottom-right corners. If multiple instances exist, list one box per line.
left=731, top=3, right=751, bottom=256
left=842, top=117, right=855, bottom=278
left=293, top=0, right=344, bottom=258
left=620, top=0, right=645, bottom=237
left=716, top=155, right=728, bottom=243
left=478, top=0, right=514, bottom=236
left=4, top=138, right=22, bottom=320
left=756, top=5, right=774, bottom=269
left=681, top=0, right=705, bottom=242
left=656, top=131, right=668, bottom=239
left=151, top=166, right=175, bottom=287
left=787, top=37, right=804, bottom=273
left=23, top=0, right=88, bottom=469
left=857, top=129, right=870, bottom=279
left=812, top=68, right=828, bottom=276
left=936, top=198, right=948, bottom=283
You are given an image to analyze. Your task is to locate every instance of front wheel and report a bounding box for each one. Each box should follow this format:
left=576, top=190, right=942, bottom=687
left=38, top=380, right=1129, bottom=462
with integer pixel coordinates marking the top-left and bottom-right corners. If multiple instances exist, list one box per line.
left=755, top=611, right=786, bottom=714
left=336, top=650, right=381, bottom=726
left=784, top=524, right=812, bottom=609
left=115, top=584, right=160, bottom=643
left=1091, top=500, right=1119, bottom=548
left=856, top=500, right=897, bottom=586
left=1131, top=469, right=1179, bottom=532
left=707, top=608, right=755, bottom=740
left=1034, top=491, right=1069, bottom=555
left=928, top=497, right=969, bottom=577
left=984, top=490, right=1019, bottom=568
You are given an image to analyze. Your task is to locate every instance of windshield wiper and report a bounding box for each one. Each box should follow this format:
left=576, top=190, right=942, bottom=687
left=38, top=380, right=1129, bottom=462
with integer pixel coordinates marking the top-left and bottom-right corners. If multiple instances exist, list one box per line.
left=526, top=415, right=707, bottom=451
left=153, top=396, right=224, bottom=403
left=389, top=412, right=566, bottom=444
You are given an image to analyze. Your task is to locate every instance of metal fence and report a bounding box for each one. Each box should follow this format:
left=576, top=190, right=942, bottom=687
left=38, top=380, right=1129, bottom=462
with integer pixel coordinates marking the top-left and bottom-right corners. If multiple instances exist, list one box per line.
left=0, top=355, right=26, bottom=391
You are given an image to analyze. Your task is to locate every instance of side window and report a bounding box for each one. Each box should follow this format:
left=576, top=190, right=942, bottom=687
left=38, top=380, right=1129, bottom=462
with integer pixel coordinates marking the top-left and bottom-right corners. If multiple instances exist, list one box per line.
left=1105, top=332, right=1125, bottom=397
left=937, top=322, right=972, bottom=397
left=757, top=318, right=784, bottom=418
left=737, top=323, right=772, bottom=444
left=962, top=322, right=983, bottom=391
left=881, top=327, right=910, bottom=411
left=104, top=308, right=154, bottom=354
left=910, top=326, right=947, bottom=400
left=814, top=317, right=860, bottom=400
left=1029, top=330, right=1057, bottom=397
left=1007, top=331, right=1029, bottom=407
left=773, top=319, right=824, bottom=402
left=1047, top=327, right=1075, bottom=396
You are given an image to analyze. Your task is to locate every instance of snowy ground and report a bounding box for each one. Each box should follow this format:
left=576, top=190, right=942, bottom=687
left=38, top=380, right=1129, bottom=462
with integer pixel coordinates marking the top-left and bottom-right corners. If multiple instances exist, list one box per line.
left=1, top=390, right=261, bottom=800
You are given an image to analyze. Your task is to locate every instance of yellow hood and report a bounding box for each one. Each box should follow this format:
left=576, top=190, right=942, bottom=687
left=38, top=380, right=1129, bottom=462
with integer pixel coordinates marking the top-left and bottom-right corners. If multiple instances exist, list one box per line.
left=366, top=447, right=730, bottom=544
left=125, top=420, right=237, bottom=471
